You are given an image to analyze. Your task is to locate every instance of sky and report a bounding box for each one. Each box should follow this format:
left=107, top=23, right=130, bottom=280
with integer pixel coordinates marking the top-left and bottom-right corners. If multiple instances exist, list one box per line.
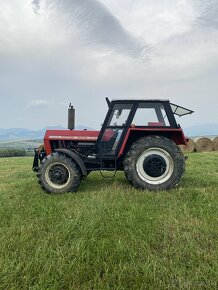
left=0, top=0, right=218, bottom=130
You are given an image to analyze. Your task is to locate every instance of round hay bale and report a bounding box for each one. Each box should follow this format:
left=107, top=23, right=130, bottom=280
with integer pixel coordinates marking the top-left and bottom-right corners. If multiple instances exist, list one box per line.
left=193, top=137, right=213, bottom=152
left=212, top=136, right=218, bottom=151
left=179, top=138, right=195, bottom=153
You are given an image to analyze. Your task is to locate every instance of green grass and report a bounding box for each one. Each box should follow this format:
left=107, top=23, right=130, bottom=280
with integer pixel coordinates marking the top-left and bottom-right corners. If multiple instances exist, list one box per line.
left=0, top=153, right=217, bottom=290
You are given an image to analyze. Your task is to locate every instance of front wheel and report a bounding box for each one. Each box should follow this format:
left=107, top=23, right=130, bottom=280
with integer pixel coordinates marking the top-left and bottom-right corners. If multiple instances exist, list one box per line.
left=37, top=152, right=82, bottom=194
left=123, top=136, right=185, bottom=191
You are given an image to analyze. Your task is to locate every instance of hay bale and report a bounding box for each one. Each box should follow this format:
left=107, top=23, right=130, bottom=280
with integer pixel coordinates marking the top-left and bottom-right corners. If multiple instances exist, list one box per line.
left=212, top=136, right=218, bottom=151
left=193, top=137, right=213, bottom=152
left=179, top=138, right=195, bottom=153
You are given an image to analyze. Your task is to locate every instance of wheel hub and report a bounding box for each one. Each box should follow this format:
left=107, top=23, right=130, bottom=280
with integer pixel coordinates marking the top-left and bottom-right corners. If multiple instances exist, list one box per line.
left=143, top=154, right=167, bottom=177
left=136, top=147, right=174, bottom=185
left=49, top=165, right=69, bottom=185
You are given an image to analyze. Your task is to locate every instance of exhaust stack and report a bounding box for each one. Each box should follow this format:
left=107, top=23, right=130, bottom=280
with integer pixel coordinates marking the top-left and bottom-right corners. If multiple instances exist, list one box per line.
left=68, top=103, right=75, bottom=130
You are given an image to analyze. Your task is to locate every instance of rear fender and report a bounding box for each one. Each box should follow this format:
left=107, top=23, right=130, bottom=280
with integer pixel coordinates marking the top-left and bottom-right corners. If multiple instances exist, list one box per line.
left=55, top=149, right=87, bottom=176
left=118, top=128, right=187, bottom=157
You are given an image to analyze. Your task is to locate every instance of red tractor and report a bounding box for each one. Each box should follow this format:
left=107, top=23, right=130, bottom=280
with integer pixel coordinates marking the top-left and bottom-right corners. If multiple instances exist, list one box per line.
left=33, top=98, right=193, bottom=193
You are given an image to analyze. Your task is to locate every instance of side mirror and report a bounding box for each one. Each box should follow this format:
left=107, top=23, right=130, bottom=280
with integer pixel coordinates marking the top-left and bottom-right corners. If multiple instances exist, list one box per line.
left=116, top=109, right=122, bottom=119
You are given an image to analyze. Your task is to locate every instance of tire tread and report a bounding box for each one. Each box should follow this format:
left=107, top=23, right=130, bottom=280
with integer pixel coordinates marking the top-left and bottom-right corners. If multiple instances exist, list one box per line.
left=123, top=136, right=185, bottom=190
left=37, top=152, right=81, bottom=194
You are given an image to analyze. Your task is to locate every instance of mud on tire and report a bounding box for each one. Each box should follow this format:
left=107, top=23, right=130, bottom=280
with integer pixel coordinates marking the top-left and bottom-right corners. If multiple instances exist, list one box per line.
left=37, top=152, right=82, bottom=194
left=123, top=136, right=185, bottom=191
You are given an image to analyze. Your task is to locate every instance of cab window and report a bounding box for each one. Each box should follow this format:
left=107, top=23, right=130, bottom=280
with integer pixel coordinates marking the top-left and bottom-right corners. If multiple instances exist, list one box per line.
left=132, top=102, right=170, bottom=126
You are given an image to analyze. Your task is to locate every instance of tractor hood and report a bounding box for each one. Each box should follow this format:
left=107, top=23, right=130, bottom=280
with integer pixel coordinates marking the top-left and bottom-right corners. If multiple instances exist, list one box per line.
left=43, top=129, right=100, bottom=155
left=44, top=129, right=99, bottom=142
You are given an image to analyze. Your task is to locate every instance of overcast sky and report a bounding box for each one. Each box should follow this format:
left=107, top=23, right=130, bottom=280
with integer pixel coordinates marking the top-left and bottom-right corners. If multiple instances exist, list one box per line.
left=0, top=0, right=218, bottom=130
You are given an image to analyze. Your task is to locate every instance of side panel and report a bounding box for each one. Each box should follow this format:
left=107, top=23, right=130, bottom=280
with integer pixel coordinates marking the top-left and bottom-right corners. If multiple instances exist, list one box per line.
left=118, top=127, right=187, bottom=157
left=44, top=129, right=99, bottom=155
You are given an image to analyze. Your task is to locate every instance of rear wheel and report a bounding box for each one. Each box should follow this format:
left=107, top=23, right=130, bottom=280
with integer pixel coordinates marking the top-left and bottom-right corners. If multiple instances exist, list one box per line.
left=124, top=136, right=185, bottom=190
left=37, top=152, right=81, bottom=193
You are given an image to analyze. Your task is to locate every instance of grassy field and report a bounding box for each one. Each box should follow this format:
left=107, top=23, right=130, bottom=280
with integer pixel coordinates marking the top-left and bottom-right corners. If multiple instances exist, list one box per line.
left=0, top=153, right=217, bottom=290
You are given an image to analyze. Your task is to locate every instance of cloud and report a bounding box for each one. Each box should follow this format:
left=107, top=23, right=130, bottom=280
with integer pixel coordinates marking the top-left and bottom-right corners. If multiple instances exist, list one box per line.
left=26, top=99, right=49, bottom=109
left=33, top=0, right=149, bottom=58
left=32, top=0, right=40, bottom=14
left=195, top=0, right=218, bottom=28
left=101, top=0, right=199, bottom=44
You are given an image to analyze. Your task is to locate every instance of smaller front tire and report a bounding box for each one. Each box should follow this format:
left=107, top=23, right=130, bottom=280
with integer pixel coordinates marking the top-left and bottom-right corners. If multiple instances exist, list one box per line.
left=37, top=152, right=82, bottom=194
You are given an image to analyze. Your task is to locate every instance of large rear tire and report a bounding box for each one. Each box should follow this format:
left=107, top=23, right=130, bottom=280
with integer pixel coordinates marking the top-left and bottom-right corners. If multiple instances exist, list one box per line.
left=37, top=152, right=81, bottom=194
left=123, top=136, right=185, bottom=191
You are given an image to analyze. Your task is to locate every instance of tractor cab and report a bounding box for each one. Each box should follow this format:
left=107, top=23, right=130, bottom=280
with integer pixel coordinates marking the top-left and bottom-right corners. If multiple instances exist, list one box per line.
left=96, top=98, right=193, bottom=158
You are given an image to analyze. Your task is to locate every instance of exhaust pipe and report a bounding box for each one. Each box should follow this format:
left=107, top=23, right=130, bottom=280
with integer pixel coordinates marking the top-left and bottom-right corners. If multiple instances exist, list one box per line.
left=68, top=103, right=75, bottom=130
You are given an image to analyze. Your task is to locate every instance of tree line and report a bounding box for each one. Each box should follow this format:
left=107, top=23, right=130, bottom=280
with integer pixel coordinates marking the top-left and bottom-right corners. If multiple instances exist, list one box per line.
left=0, top=148, right=34, bottom=157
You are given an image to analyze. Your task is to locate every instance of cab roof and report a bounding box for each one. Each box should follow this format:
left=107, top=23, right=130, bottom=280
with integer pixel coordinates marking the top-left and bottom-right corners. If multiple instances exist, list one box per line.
left=111, top=99, right=169, bottom=103
left=107, top=98, right=194, bottom=117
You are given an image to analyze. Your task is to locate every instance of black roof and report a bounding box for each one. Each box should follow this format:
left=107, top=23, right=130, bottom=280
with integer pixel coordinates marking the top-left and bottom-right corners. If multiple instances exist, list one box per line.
left=111, top=99, right=169, bottom=103
left=107, top=98, right=194, bottom=117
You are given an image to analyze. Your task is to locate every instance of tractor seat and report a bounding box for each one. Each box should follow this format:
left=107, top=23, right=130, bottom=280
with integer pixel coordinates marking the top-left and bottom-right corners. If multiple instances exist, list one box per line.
left=148, top=122, right=165, bottom=126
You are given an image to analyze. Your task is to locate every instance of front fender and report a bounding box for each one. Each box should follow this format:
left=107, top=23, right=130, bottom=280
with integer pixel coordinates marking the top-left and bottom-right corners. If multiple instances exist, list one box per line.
left=55, top=149, right=87, bottom=176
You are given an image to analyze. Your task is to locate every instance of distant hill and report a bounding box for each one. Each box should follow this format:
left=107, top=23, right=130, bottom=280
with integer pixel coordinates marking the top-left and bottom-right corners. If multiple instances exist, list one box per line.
left=0, top=125, right=93, bottom=141
left=0, top=126, right=64, bottom=141
left=0, top=123, right=217, bottom=142
left=184, top=123, right=218, bottom=137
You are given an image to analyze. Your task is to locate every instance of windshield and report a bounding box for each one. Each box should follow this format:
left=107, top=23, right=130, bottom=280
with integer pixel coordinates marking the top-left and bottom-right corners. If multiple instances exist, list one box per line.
left=108, top=103, right=133, bottom=127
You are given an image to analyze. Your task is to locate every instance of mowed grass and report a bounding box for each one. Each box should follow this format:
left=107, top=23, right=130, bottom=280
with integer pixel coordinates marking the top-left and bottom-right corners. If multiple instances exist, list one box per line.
left=0, top=153, right=217, bottom=290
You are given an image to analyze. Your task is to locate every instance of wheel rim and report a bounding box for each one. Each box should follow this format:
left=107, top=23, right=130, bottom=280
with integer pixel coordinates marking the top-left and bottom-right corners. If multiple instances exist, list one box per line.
left=136, top=147, right=174, bottom=185
left=45, top=162, right=71, bottom=189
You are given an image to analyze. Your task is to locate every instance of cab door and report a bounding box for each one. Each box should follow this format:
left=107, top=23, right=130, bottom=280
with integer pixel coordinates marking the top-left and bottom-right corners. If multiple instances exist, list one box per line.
left=97, top=102, right=133, bottom=157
